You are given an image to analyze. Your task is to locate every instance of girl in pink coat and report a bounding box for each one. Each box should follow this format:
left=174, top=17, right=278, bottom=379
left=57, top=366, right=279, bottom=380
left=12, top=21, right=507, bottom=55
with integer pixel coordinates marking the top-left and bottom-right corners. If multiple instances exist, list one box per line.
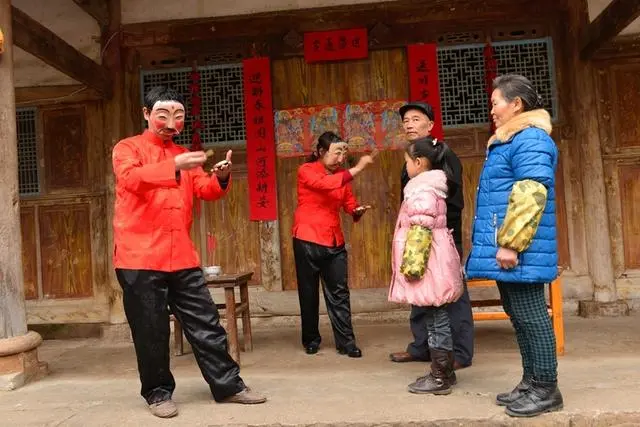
left=389, top=136, right=463, bottom=395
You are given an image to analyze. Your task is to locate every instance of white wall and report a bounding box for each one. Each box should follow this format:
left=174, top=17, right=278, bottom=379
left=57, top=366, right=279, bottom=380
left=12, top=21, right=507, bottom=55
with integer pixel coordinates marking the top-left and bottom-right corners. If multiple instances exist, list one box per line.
left=588, top=0, right=640, bottom=35
left=12, top=0, right=100, bottom=87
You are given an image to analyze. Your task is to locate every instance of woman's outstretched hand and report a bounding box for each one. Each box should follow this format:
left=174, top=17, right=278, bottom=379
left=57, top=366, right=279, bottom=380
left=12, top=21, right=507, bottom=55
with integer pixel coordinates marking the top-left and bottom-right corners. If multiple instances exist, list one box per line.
left=351, top=149, right=379, bottom=176
left=353, top=205, right=372, bottom=216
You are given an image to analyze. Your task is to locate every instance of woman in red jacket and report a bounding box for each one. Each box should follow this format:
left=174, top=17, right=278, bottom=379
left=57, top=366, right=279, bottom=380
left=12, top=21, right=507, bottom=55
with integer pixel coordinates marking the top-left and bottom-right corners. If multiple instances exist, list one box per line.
left=293, top=131, right=375, bottom=357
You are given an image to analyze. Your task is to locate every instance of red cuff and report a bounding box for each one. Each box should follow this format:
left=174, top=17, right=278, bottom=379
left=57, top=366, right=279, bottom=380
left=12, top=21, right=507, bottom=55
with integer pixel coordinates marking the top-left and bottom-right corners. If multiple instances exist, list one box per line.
left=341, top=170, right=354, bottom=186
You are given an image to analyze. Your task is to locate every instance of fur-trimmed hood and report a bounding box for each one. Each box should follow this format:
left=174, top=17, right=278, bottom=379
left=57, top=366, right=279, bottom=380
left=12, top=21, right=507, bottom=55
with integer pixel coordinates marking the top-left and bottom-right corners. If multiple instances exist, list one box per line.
left=488, top=109, right=552, bottom=146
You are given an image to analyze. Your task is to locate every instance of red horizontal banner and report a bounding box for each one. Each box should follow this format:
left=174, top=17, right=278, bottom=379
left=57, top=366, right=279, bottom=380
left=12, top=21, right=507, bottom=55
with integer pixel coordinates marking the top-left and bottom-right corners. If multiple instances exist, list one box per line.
left=242, top=57, right=278, bottom=221
left=304, top=28, right=368, bottom=63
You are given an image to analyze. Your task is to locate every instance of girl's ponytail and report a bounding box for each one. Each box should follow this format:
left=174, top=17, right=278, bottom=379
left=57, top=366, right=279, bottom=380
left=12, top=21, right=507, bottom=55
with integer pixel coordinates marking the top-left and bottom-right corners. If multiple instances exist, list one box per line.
left=436, top=143, right=455, bottom=183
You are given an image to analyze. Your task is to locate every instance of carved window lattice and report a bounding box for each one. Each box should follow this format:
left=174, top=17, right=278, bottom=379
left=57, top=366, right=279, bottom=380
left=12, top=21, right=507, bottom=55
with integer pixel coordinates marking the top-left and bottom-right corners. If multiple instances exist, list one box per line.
left=16, top=108, right=40, bottom=196
left=140, top=63, right=245, bottom=147
left=437, top=31, right=484, bottom=46
left=437, top=37, right=557, bottom=128
left=146, top=52, right=245, bottom=69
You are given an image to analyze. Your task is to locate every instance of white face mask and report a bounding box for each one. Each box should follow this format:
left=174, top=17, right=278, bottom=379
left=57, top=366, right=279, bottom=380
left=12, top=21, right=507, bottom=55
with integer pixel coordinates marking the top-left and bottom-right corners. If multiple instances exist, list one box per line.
left=327, top=142, right=348, bottom=156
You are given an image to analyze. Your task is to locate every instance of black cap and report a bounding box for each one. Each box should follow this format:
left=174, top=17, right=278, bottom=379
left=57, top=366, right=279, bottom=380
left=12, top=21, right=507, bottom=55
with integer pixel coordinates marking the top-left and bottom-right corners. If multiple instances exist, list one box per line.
left=399, top=102, right=435, bottom=121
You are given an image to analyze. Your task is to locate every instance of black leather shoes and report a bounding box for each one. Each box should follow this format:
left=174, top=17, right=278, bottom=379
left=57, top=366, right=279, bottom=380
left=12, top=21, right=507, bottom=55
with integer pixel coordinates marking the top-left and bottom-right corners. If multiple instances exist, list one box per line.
left=505, top=380, right=563, bottom=417
left=496, top=376, right=532, bottom=406
left=305, top=345, right=319, bottom=355
left=337, top=346, right=362, bottom=358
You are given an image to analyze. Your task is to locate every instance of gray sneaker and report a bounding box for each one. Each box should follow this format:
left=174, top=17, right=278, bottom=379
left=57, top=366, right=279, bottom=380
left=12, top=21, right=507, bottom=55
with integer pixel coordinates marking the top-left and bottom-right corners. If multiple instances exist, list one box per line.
left=148, top=399, right=178, bottom=418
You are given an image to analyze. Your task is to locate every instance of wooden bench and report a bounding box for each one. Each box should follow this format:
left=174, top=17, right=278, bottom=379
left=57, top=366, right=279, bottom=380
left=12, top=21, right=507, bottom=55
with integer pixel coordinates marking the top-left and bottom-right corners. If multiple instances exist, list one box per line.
left=171, top=272, right=254, bottom=364
left=468, top=277, right=565, bottom=356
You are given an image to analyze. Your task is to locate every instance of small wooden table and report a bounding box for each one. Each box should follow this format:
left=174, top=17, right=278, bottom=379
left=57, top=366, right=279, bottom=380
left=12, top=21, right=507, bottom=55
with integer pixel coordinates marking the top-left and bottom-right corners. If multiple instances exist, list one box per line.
left=172, top=272, right=254, bottom=364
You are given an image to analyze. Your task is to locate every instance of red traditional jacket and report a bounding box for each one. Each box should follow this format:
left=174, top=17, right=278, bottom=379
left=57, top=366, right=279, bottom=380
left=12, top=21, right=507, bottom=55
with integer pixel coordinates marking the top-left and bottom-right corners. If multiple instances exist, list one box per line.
left=112, top=130, right=229, bottom=271
left=293, top=160, right=360, bottom=247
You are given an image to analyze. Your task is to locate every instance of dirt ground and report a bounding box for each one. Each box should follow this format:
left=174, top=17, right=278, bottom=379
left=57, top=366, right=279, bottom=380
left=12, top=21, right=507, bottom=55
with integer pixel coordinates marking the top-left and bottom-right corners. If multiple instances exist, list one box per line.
left=1, top=312, right=640, bottom=426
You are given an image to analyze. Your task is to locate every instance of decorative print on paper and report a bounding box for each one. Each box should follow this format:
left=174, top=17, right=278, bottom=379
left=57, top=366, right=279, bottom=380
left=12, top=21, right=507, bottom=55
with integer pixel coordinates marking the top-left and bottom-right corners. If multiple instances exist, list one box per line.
left=343, top=103, right=376, bottom=152
left=275, top=100, right=408, bottom=157
left=380, top=100, right=409, bottom=150
left=309, top=106, right=341, bottom=151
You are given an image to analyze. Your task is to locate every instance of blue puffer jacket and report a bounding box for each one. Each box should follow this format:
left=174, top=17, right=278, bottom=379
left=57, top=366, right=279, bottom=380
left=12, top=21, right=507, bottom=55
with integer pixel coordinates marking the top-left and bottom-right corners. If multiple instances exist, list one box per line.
left=465, top=109, right=559, bottom=284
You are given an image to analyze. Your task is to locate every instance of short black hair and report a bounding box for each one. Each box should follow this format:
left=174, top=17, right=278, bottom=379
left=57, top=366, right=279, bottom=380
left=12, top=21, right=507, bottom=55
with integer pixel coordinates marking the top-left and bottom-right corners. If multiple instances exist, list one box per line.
left=143, top=86, right=185, bottom=110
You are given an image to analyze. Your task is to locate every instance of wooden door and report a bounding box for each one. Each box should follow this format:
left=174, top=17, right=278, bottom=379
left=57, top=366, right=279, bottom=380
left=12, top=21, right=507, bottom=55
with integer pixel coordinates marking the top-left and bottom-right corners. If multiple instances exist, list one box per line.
left=20, top=104, right=110, bottom=324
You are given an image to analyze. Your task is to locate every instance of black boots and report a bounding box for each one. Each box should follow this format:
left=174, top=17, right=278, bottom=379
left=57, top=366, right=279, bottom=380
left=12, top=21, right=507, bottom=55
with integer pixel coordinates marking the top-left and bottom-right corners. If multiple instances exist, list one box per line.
left=504, top=379, right=564, bottom=417
left=496, top=376, right=532, bottom=406
left=408, top=348, right=454, bottom=395
left=305, top=344, right=319, bottom=355
left=337, top=345, right=362, bottom=358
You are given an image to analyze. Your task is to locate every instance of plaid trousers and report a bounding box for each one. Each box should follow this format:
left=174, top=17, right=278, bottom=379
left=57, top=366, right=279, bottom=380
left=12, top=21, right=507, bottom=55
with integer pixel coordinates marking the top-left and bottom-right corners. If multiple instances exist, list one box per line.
left=497, top=282, right=558, bottom=382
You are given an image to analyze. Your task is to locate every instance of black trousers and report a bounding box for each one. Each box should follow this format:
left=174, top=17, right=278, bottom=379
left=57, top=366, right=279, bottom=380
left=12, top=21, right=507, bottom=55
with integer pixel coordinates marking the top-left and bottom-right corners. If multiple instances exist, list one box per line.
left=406, top=243, right=475, bottom=366
left=116, top=268, right=245, bottom=404
left=293, top=238, right=356, bottom=350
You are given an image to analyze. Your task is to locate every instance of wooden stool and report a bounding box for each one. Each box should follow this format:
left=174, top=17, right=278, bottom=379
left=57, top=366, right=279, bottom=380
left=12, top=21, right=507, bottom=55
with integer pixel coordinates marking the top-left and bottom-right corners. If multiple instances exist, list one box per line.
left=468, top=277, right=565, bottom=356
left=171, top=272, right=254, bottom=364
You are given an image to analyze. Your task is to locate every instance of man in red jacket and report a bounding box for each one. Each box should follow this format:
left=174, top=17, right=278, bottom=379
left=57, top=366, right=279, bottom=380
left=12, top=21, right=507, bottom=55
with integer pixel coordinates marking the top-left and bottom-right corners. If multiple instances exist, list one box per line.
left=112, top=86, right=266, bottom=418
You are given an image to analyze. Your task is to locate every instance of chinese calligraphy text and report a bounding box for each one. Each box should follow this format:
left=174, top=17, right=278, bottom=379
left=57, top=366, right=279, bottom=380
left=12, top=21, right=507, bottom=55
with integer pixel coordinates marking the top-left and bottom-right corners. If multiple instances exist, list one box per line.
left=304, top=28, right=368, bottom=63
left=243, top=57, right=278, bottom=221
left=407, top=43, right=444, bottom=140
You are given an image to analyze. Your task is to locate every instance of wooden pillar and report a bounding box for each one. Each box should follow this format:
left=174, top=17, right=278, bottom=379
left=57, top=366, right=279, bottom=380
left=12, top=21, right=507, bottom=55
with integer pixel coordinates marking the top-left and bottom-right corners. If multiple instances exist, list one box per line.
left=0, top=0, right=46, bottom=389
left=101, top=0, right=127, bottom=324
left=260, top=221, right=283, bottom=291
left=565, top=0, right=628, bottom=316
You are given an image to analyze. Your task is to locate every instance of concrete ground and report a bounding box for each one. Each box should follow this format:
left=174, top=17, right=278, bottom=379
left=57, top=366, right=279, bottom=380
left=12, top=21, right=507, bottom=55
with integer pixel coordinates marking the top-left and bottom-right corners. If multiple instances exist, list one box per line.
left=1, top=313, right=640, bottom=426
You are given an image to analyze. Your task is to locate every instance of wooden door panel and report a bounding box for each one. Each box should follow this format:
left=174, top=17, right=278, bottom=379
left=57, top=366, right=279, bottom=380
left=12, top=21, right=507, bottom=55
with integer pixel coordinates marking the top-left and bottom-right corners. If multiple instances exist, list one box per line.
left=613, top=68, right=640, bottom=149
left=39, top=204, right=93, bottom=299
left=20, top=207, right=38, bottom=300
left=204, top=177, right=262, bottom=283
left=619, top=165, right=640, bottom=268
left=345, top=150, right=405, bottom=289
left=43, top=108, right=88, bottom=190
left=277, top=156, right=306, bottom=290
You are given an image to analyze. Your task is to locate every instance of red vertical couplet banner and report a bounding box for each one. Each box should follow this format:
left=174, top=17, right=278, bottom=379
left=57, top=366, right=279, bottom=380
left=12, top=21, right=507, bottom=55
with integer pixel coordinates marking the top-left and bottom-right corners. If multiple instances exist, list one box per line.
left=484, top=41, right=498, bottom=135
left=243, top=57, right=278, bottom=221
left=407, top=44, right=444, bottom=140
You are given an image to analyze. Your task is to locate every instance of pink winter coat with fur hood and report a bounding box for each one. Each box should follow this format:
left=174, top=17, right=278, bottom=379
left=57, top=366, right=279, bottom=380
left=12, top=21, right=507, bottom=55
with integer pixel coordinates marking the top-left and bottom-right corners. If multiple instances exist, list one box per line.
left=388, top=169, right=463, bottom=307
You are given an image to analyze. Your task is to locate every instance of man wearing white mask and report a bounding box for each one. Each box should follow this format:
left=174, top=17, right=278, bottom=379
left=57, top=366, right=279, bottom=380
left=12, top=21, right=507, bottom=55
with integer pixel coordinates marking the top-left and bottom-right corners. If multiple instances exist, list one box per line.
left=112, top=86, right=266, bottom=418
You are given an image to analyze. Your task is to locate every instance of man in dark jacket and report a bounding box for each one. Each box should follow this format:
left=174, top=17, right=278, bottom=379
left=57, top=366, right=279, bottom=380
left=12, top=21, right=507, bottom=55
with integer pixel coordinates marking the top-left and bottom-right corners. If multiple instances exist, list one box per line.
left=391, top=102, right=474, bottom=369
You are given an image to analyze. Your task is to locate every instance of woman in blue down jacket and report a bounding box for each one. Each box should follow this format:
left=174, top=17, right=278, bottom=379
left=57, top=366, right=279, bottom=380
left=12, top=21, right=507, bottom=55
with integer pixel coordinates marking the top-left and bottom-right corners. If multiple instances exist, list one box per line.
left=465, top=74, right=562, bottom=418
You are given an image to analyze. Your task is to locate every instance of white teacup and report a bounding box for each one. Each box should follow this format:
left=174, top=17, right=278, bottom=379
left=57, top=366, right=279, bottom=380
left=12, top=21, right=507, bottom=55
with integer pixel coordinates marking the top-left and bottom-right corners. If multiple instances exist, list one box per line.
left=203, top=265, right=222, bottom=276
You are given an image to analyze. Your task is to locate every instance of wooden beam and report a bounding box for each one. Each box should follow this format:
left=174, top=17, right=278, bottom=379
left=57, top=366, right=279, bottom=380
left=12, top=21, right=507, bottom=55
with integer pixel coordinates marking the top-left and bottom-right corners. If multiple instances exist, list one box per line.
left=72, top=0, right=109, bottom=28
left=15, top=85, right=103, bottom=107
left=11, top=6, right=112, bottom=98
left=580, top=0, right=640, bottom=60
left=122, top=0, right=555, bottom=48
left=592, top=34, right=640, bottom=61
